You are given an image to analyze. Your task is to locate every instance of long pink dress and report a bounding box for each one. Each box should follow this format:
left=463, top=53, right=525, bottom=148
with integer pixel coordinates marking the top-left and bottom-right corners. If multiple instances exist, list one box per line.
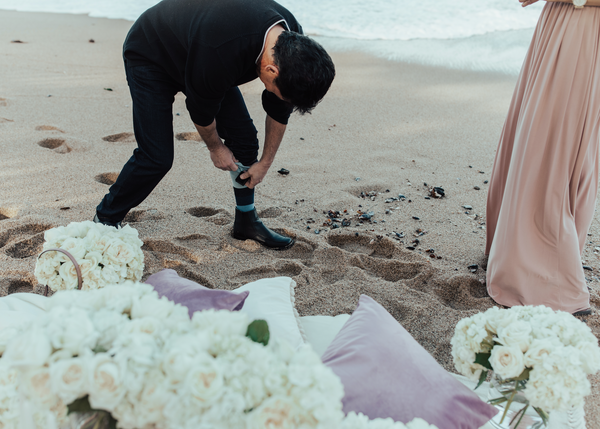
left=486, top=2, right=600, bottom=313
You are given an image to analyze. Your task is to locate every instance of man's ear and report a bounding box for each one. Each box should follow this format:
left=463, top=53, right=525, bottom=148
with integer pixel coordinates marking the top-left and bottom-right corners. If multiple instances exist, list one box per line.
left=265, top=64, right=279, bottom=78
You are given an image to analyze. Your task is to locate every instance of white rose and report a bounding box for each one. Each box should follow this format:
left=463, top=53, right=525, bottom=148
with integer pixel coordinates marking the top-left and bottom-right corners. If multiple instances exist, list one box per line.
left=497, top=320, right=532, bottom=353
left=92, top=309, right=130, bottom=351
left=58, top=237, right=87, bottom=260
left=46, top=307, right=98, bottom=355
left=87, top=353, right=126, bottom=411
left=131, top=294, right=174, bottom=320
left=21, top=367, right=58, bottom=409
left=575, top=340, right=600, bottom=374
left=489, top=345, right=525, bottom=379
left=247, top=396, right=298, bottom=429
left=47, top=273, right=65, bottom=292
left=127, top=369, right=171, bottom=428
left=49, top=356, right=89, bottom=404
left=58, top=260, right=80, bottom=291
left=104, top=241, right=136, bottom=266
left=162, top=334, right=210, bottom=385
left=183, top=356, right=224, bottom=405
left=524, top=338, right=562, bottom=368
left=100, top=265, right=121, bottom=285
left=64, top=221, right=94, bottom=239
left=2, top=327, right=52, bottom=367
left=484, top=307, right=518, bottom=334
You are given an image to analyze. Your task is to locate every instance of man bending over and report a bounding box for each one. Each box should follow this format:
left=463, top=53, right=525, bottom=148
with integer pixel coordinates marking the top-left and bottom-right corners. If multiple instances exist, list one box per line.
left=94, top=0, right=335, bottom=250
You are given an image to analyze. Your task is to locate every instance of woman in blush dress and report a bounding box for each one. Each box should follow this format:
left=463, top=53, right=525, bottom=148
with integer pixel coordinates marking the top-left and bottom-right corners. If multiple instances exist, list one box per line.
left=486, top=0, right=600, bottom=315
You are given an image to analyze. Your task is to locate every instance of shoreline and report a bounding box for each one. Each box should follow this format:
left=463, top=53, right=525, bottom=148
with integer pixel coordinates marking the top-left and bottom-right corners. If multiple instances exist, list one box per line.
left=1, top=9, right=599, bottom=425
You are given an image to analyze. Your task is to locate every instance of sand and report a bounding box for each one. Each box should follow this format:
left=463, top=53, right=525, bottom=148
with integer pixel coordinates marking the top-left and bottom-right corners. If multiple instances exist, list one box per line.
left=1, top=9, right=599, bottom=425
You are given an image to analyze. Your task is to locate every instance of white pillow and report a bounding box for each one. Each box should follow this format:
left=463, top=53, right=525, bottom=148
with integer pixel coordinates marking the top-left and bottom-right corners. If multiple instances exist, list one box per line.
left=299, top=314, right=351, bottom=358
left=232, top=277, right=306, bottom=350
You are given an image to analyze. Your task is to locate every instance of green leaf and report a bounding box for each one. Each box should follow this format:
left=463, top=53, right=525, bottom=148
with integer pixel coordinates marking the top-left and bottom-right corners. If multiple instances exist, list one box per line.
left=246, top=320, right=270, bottom=346
left=514, top=367, right=531, bottom=381
left=475, top=369, right=488, bottom=390
left=488, top=397, right=508, bottom=406
left=474, top=352, right=493, bottom=370
left=533, top=406, right=550, bottom=425
left=67, top=396, right=93, bottom=415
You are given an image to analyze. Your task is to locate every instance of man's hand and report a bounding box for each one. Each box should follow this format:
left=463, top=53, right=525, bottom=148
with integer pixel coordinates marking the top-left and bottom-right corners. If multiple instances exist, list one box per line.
left=195, top=120, right=238, bottom=171
left=209, top=144, right=238, bottom=172
left=519, top=0, right=539, bottom=6
left=239, top=161, right=270, bottom=189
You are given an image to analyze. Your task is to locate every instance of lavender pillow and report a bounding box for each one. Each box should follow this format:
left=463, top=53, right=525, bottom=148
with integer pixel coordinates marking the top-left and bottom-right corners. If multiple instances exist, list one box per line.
left=321, top=295, right=498, bottom=429
left=145, top=269, right=249, bottom=318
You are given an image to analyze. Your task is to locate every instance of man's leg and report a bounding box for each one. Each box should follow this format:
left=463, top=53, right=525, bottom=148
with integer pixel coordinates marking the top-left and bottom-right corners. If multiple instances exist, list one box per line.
left=96, top=63, right=180, bottom=225
left=216, top=87, right=294, bottom=250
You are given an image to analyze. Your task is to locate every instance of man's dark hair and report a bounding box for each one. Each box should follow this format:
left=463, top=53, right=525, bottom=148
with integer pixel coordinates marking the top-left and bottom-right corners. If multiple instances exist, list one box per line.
left=273, top=31, right=335, bottom=114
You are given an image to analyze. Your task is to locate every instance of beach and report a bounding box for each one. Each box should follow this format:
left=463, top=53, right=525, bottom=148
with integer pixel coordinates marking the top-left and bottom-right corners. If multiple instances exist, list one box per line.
left=1, top=9, right=598, bottom=424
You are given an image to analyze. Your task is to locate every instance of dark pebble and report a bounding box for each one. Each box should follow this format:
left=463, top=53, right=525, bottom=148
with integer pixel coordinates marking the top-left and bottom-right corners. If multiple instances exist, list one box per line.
left=89, top=39, right=95, bottom=43
left=474, top=186, right=481, bottom=190
left=468, top=264, right=478, bottom=273
left=424, top=182, right=428, bottom=186
left=355, top=232, right=359, bottom=237
left=277, top=168, right=290, bottom=175
left=315, top=230, right=320, bottom=234
left=412, top=216, right=420, bottom=220
left=307, top=226, right=311, bottom=230
left=429, top=253, right=436, bottom=258
left=342, top=219, right=351, bottom=227
left=437, top=256, right=442, bottom=260
left=406, top=246, right=416, bottom=251
left=104, top=88, right=113, bottom=91
left=398, top=194, right=406, bottom=199
left=424, top=197, right=430, bottom=200
left=59, top=207, right=70, bottom=210
left=583, top=266, right=593, bottom=271
left=11, top=40, right=25, bottom=43
left=386, top=189, right=390, bottom=193
left=300, top=137, right=305, bottom=140
left=484, top=180, right=489, bottom=184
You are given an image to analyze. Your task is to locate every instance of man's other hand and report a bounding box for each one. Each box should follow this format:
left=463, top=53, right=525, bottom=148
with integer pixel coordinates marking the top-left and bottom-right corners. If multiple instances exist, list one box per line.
left=239, top=161, right=270, bottom=189
left=209, top=144, right=238, bottom=171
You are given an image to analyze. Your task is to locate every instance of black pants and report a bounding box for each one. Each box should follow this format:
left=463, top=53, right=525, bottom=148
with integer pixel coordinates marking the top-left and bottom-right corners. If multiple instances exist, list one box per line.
left=96, top=62, right=259, bottom=223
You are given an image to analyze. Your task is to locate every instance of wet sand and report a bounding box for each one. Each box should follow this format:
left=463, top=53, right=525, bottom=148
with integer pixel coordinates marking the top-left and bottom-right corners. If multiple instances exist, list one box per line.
left=0, top=9, right=598, bottom=425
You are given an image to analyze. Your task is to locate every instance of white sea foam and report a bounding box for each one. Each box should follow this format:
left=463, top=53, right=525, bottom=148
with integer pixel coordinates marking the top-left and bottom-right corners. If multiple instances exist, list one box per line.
left=0, top=0, right=545, bottom=74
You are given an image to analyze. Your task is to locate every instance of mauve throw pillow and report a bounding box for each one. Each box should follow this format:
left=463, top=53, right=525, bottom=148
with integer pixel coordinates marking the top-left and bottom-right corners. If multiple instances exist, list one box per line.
left=321, top=295, right=498, bottom=429
left=145, top=269, right=249, bottom=318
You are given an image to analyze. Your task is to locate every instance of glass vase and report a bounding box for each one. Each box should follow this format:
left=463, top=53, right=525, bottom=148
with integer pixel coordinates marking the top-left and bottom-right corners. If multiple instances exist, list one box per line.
left=487, top=373, right=545, bottom=429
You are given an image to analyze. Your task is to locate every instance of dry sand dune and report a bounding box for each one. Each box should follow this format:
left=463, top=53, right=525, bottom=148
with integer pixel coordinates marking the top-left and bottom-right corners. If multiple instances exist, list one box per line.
left=1, top=9, right=599, bottom=424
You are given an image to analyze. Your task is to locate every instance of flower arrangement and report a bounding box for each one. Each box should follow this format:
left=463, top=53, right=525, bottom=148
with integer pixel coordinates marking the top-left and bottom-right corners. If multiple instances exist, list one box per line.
left=451, top=305, right=600, bottom=427
left=34, top=221, right=144, bottom=292
left=0, top=282, right=440, bottom=429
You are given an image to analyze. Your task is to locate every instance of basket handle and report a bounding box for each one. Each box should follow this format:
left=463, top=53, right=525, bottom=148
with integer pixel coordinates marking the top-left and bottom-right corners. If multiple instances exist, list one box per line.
left=38, top=248, right=82, bottom=296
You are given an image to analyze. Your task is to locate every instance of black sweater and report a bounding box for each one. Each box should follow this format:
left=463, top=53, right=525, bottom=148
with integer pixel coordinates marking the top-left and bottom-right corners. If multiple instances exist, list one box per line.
left=124, top=0, right=302, bottom=126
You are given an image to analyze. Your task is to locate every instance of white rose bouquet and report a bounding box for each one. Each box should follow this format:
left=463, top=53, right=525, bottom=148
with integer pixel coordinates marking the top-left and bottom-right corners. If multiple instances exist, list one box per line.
left=451, top=305, right=600, bottom=428
left=34, top=221, right=144, bottom=292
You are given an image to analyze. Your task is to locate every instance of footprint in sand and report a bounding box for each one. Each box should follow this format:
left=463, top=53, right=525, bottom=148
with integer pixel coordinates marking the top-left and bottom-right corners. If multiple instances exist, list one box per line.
left=102, top=132, right=135, bottom=143
left=95, top=172, right=119, bottom=186
left=123, top=209, right=165, bottom=223
left=326, top=231, right=427, bottom=282
left=0, top=222, right=53, bottom=259
left=37, top=138, right=72, bottom=154
left=0, top=207, right=18, bottom=221
left=175, top=132, right=202, bottom=142
left=429, top=276, right=492, bottom=312
left=35, top=125, right=64, bottom=133
left=231, top=261, right=304, bottom=284
left=0, top=273, right=38, bottom=296
left=258, top=207, right=283, bottom=218
left=142, top=239, right=202, bottom=264
left=186, top=206, right=233, bottom=226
